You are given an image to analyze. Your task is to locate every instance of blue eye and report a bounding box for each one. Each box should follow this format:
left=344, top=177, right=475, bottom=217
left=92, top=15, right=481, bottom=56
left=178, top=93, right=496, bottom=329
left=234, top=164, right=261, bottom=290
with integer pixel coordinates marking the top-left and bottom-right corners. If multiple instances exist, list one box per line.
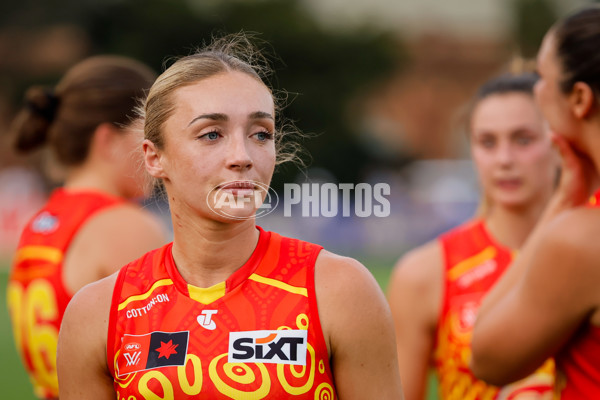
left=254, top=131, right=274, bottom=141
left=200, top=131, right=220, bottom=141
left=515, top=136, right=532, bottom=146
left=480, top=137, right=495, bottom=149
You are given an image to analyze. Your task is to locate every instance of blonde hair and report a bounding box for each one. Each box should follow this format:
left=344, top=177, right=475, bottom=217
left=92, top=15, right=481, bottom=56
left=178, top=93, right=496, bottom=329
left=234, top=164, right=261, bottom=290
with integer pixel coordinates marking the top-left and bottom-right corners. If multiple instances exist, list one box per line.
left=140, top=33, right=302, bottom=166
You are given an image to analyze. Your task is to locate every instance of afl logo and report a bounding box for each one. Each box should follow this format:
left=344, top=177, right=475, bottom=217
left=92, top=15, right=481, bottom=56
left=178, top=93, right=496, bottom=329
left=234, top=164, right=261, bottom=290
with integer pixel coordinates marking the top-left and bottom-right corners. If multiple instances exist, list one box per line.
left=31, top=212, right=59, bottom=234
left=207, top=180, right=278, bottom=220
left=124, top=342, right=141, bottom=351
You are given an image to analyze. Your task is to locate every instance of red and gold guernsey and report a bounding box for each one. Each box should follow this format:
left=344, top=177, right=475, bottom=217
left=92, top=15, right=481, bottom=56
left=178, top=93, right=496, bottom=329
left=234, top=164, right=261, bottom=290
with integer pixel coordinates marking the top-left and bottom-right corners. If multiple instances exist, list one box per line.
left=7, top=189, right=124, bottom=399
left=107, top=227, right=337, bottom=399
left=554, top=189, right=600, bottom=399
left=433, top=219, right=554, bottom=400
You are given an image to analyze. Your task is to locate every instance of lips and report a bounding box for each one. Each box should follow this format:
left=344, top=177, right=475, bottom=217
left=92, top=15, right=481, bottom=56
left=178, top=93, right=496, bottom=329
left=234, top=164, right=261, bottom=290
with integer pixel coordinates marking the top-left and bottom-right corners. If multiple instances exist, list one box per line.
left=218, top=181, right=256, bottom=196
left=496, top=178, right=522, bottom=190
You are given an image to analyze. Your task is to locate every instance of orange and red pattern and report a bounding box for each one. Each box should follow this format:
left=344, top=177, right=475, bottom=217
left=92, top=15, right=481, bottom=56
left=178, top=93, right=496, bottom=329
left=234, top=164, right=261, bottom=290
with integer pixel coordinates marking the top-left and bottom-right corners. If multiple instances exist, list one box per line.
left=555, top=189, right=600, bottom=399
left=433, top=219, right=554, bottom=400
left=7, top=189, right=123, bottom=399
left=107, top=227, right=336, bottom=399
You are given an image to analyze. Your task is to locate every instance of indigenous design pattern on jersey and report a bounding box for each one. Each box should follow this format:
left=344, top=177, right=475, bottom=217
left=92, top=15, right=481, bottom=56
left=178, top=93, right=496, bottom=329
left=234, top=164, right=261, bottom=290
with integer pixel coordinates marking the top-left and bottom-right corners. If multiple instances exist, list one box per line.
left=108, top=227, right=336, bottom=399
left=555, top=189, right=600, bottom=399
left=7, top=189, right=123, bottom=399
left=433, top=219, right=554, bottom=400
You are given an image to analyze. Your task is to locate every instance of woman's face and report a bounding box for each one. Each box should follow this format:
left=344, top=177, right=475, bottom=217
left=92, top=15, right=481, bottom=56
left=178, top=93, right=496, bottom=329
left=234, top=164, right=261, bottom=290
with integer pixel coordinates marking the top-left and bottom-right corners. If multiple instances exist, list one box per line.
left=144, top=71, right=276, bottom=223
left=470, top=92, right=558, bottom=210
left=534, top=32, right=577, bottom=140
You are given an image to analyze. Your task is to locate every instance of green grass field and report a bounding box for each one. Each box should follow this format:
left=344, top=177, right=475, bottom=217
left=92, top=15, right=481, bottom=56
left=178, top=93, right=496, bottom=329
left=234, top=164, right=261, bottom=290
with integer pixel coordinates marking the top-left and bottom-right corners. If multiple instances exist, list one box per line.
left=0, top=261, right=438, bottom=399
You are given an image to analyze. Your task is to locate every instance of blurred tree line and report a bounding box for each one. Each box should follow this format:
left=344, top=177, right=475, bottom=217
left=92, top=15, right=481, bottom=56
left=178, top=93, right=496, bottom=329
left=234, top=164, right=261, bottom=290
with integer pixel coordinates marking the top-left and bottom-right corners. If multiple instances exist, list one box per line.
left=0, top=0, right=405, bottom=191
left=510, top=0, right=557, bottom=58
left=1, top=0, right=571, bottom=190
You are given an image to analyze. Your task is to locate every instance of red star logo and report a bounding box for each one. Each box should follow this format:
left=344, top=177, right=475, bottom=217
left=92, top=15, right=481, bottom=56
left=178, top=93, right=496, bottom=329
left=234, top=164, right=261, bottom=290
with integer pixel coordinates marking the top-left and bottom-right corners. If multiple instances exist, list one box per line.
left=156, top=340, right=179, bottom=359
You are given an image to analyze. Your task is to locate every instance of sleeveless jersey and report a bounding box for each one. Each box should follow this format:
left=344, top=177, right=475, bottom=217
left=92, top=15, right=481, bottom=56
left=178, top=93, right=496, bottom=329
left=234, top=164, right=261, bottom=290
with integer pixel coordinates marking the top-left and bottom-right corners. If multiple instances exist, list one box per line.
left=554, top=189, right=600, bottom=399
left=7, top=189, right=123, bottom=399
left=433, top=219, right=554, bottom=400
left=107, top=227, right=337, bottom=399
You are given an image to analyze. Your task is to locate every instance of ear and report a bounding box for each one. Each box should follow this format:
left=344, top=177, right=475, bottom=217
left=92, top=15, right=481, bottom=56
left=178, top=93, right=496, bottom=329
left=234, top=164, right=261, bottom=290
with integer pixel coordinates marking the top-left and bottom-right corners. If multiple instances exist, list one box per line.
left=569, top=82, right=595, bottom=119
left=143, top=139, right=167, bottom=178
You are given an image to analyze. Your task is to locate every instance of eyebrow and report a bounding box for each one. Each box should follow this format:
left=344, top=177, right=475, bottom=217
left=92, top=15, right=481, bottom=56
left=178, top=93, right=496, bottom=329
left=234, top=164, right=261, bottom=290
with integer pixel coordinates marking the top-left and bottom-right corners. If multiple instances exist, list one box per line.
left=187, top=111, right=274, bottom=127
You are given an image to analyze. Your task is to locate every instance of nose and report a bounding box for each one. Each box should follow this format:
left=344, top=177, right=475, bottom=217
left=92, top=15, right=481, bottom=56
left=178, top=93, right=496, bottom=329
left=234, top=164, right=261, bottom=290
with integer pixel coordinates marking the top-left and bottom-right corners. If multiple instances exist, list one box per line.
left=496, top=142, right=514, bottom=167
left=227, top=135, right=253, bottom=171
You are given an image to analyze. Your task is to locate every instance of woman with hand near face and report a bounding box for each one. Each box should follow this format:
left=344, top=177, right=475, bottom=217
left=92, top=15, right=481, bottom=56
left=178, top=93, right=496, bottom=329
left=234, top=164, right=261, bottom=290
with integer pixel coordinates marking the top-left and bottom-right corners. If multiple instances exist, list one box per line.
left=471, top=6, right=600, bottom=398
left=56, top=35, right=403, bottom=400
left=388, top=70, right=558, bottom=400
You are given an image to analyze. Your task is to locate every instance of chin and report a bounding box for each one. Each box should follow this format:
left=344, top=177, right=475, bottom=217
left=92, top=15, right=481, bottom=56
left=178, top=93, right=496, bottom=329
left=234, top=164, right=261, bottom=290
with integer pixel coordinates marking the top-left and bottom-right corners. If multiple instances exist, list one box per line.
left=207, top=206, right=258, bottom=223
left=493, top=191, right=530, bottom=209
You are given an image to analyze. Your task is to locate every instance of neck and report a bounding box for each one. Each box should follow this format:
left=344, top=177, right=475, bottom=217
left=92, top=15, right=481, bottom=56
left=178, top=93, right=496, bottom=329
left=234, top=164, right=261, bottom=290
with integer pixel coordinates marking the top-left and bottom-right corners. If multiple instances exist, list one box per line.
left=583, top=124, right=600, bottom=193
left=63, top=166, right=122, bottom=197
left=484, top=201, right=546, bottom=250
left=170, top=215, right=259, bottom=288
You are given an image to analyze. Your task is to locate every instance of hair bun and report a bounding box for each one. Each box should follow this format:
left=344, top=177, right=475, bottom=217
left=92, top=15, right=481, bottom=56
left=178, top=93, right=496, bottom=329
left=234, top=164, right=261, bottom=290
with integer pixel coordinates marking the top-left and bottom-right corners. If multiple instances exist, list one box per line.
left=25, top=86, right=60, bottom=122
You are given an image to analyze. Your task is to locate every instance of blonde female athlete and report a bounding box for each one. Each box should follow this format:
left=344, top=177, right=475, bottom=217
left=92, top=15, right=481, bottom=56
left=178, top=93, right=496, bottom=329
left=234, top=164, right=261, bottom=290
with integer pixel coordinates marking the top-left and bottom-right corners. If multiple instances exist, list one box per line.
left=388, top=71, right=558, bottom=400
left=7, top=56, right=167, bottom=399
left=56, top=35, right=403, bottom=399
left=471, top=6, right=600, bottom=399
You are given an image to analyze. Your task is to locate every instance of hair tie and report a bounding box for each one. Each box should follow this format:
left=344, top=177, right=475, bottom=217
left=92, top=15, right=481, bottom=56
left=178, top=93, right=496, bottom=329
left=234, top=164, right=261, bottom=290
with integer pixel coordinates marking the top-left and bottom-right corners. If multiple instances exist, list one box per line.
left=26, top=89, right=60, bottom=122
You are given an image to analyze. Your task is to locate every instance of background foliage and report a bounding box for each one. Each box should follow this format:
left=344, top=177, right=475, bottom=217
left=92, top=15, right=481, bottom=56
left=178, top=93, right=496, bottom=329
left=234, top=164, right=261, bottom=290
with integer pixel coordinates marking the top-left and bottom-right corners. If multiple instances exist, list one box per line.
left=1, top=0, right=405, bottom=190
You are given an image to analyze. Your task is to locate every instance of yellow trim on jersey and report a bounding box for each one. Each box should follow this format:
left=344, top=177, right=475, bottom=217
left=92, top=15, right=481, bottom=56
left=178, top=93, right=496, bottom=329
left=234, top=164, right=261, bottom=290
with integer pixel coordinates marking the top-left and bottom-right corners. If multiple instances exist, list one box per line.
left=118, top=279, right=173, bottom=310
left=188, top=281, right=226, bottom=304
left=448, top=246, right=497, bottom=281
left=249, top=273, right=308, bottom=297
left=14, top=245, right=63, bottom=264
left=590, top=195, right=597, bottom=205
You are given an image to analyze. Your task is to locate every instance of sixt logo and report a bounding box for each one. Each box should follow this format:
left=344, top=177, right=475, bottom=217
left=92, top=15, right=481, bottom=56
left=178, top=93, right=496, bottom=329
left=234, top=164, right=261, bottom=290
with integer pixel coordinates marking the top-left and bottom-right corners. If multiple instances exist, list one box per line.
left=228, top=330, right=308, bottom=365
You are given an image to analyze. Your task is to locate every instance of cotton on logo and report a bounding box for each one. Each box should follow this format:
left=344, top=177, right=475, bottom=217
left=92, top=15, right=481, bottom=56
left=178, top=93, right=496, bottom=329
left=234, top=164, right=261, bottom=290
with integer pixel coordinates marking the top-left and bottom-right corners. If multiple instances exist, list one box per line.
left=123, top=351, right=141, bottom=367
left=228, top=330, right=308, bottom=365
left=197, top=310, right=218, bottom=330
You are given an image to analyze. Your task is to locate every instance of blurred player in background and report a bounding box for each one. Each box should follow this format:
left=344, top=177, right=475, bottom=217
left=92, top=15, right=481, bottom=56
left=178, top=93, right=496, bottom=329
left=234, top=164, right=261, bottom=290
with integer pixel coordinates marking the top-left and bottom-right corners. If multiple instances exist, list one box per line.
left=471, top=6, right=600, bottom=398
left=388, top=69, right=558, bottom=399
left=6, top=55, right=167, bottom=399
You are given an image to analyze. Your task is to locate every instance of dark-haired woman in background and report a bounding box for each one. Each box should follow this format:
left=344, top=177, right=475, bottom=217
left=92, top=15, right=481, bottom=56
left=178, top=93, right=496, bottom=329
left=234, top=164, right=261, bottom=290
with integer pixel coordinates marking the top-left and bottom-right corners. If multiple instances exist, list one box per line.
left=471, top=5, right=600, bottom=399
left=7, top=56, right=167, bottom=399
left=389, top=69, right=558, bottom=400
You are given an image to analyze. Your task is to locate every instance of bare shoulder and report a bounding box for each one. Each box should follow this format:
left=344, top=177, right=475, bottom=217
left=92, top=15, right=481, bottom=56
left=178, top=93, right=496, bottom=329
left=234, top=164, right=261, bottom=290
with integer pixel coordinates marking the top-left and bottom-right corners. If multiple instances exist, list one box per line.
left=67, top=202, right=167, bottom=280
left=62, top=272, right=118, bottom=332
left=388, top=240, right=443, bottom=327
left=59, top=272, right=117, bottom=365
left=545, top=206, right=600, bottom=248
left=535, top=207, right=600, bottom=314
left=86, top=202, right=167, bottom=246
left=315, top=250, right=381, bottom=289
left=537, top=207, right=600, bottom=278
left=314, top=251, right=403, bottom=399
left=314, top=250, right=386, bottom=311
left=389, top=239, right=442, bottom=296
left=314, top=250, right=391, bottom=350
left=58, top=273, right=118, bottom=399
